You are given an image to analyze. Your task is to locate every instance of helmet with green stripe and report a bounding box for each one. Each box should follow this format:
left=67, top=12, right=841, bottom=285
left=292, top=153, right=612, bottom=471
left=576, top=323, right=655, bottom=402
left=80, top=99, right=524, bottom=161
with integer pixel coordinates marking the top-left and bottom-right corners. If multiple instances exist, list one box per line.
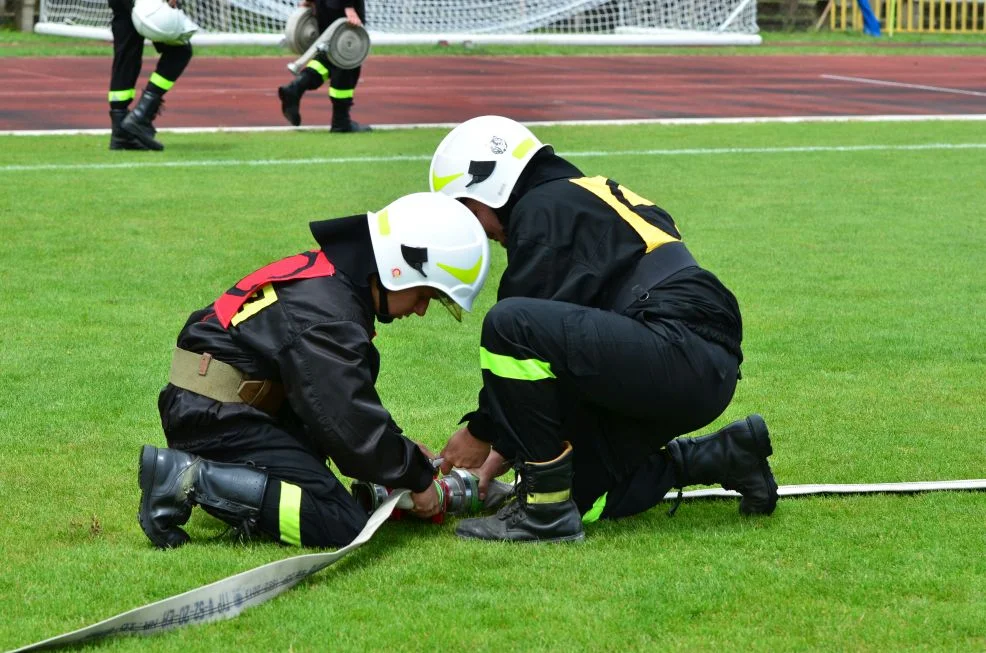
left=429, top=115, right=552, bottom=209
left=367, top=192, right=490, bottom=320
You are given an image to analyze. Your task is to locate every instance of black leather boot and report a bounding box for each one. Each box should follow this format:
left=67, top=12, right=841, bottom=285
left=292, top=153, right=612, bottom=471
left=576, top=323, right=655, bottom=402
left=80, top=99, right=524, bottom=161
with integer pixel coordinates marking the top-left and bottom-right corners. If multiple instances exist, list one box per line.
left=455, top=442, right=584, bottom=543
left=138, top=445, right=269, bottom=549
left=121, top=89, right=164, bottom=151
left=278, top=77, right=306, bottom=127
left=666, top=414, right=778, bottom=515
left=109, top=109, right=149, bottom=151
left=330, top=98, right=372, bottom=133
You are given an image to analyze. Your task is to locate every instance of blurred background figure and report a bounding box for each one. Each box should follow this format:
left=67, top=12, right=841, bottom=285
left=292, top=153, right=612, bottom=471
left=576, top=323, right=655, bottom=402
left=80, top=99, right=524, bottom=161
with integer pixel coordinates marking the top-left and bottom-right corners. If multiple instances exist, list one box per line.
left=107, top=0, right=194, bottom=151
left=277, top=0, right=372, bottom=132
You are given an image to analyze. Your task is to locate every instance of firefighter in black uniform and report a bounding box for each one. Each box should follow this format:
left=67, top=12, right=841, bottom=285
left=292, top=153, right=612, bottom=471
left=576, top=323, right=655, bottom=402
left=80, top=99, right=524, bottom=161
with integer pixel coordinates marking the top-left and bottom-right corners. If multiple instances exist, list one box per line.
left=277, top=0, right=371, bottom=132
left=428, top=115, right=779, bottom=543
left=108, top=0, right=193, bottom=151
left=138, top=192, right=490, bottom=548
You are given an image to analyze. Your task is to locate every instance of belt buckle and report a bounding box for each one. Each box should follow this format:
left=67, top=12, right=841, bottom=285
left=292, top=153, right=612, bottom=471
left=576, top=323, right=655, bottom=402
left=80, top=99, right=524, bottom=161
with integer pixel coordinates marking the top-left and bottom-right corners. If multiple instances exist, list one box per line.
left=237, top=379, right=271, bottom=406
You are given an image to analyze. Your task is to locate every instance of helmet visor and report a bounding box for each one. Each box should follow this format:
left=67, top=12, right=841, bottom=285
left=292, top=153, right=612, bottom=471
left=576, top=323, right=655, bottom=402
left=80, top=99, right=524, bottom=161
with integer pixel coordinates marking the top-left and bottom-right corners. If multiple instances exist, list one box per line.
left=436, top=291, right=463, bottom=322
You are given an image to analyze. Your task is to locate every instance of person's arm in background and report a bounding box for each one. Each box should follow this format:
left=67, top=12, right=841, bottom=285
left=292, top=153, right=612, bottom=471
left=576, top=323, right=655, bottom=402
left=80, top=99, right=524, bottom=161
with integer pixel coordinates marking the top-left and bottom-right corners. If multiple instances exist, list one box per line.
left=344, top=5, right=362, bottom=25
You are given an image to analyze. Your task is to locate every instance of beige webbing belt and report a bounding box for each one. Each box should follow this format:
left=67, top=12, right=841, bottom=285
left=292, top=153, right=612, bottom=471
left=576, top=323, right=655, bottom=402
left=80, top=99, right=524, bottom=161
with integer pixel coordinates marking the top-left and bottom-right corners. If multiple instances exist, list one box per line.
left=170, top=348, right=245, bottom=403
left=168, top=347, right=284, bottom=413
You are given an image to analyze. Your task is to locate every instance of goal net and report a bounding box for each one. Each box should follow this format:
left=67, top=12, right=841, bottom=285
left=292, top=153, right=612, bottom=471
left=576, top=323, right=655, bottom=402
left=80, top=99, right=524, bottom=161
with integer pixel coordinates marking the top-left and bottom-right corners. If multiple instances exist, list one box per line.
left=36, top=0, right=760, bottom=46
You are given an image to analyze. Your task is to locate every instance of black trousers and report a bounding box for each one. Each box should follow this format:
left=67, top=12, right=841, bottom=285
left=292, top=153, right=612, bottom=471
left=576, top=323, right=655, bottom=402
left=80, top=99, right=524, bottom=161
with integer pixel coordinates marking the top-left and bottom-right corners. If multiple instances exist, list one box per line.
left=480, top=297, right=739, bottom=519
left=306, top=0, right=361, bottom=95
left=109, top=0, right=192, bottom=102
left=160, top=386, right=368, bottom=547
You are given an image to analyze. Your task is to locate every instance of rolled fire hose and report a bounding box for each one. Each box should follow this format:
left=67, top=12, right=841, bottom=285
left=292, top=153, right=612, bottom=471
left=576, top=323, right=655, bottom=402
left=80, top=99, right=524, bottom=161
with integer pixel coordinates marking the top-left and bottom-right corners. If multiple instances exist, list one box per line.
left=11, top=479, right=986, bottom=651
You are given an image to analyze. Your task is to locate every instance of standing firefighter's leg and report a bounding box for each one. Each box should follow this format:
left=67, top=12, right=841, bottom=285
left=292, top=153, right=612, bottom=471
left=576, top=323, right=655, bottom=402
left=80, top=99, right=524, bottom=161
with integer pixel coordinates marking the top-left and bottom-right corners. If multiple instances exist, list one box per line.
left=120, top=44, right=190, bottom=151
left=666, top=414, right=778, bottom=515
left=138, top=445, right=268, bottom=548
left=108, top=0, right=145, bottom=150
left=121, top=88, right=165, bottom=151
left=278, top=66, right=323, bottom=127
left=109, top=108, right=149, bottom=151
left=328, top=64, right=370, bottom=132
left=456, top=443, right=583, bottom=543
left=330, top=98, right=371, bottom=132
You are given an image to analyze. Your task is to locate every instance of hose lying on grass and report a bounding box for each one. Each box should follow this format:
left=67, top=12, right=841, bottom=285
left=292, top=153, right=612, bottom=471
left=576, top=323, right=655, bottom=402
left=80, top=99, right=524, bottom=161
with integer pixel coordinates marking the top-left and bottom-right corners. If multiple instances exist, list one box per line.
left=13, top=479, right=986, bottom=652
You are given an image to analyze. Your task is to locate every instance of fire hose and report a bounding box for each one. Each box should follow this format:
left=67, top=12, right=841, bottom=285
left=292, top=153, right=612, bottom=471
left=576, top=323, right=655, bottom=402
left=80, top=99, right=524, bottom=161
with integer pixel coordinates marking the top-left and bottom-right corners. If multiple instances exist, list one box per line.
left=11, top=477, right=986, bottom=652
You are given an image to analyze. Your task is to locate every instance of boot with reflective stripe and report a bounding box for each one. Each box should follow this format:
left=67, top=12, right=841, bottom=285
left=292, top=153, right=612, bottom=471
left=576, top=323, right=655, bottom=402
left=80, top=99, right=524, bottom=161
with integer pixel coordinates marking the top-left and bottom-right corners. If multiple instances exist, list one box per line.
left=138, top=445, right=269, bottom=549
left=109, top=109, right=149, bottom=151
left=455, top=442, right=584, bottom=543
left=121, top=89, right=164, bottom=151
left=666, top=414, right=778, bottom=515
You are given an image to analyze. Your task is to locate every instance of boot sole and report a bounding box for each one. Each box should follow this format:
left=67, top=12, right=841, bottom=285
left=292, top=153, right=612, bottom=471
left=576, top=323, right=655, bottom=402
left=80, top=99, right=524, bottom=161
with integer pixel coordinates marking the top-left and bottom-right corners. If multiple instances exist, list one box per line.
left=455, top=526, right=586, bottom=543
left=120, top=122, right=164, bottom=151
left=110, top=138, right=151, bottom=151
left=540, top=531, right=585, bottom=543
left=138, top=445, right=189, bottom=549
left=741, top=414, right=779, bottom=516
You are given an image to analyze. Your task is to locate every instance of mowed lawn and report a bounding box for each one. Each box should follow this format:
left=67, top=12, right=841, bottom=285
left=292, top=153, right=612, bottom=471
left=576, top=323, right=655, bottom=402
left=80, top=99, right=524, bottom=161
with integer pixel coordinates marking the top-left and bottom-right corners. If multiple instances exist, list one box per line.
left=1, top=120, right=984, bottom=652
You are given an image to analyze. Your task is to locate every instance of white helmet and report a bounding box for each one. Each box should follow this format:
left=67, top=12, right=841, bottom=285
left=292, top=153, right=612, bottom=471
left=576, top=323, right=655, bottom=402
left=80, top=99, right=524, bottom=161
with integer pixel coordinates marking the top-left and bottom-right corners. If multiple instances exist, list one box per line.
left=367, top=192, right=490, bottom=320
left=429, top=115, right=552, bottom=209
left=132, top=0, right=199, bottom=45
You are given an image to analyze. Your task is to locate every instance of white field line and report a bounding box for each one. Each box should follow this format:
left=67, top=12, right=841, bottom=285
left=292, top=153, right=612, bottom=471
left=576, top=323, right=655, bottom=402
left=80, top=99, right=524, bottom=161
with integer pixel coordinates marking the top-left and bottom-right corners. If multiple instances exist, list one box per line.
left=821, top=74, right=986, bottom=98
left=3, top=113, right=986, bottom=138
left=2, top=142, right=985, bottom=174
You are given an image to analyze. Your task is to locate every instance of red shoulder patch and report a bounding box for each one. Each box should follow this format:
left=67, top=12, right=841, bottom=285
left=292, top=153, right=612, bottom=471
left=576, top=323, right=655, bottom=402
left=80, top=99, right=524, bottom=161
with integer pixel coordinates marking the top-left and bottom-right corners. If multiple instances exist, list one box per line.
left=214, top=250, right=335, bottom=328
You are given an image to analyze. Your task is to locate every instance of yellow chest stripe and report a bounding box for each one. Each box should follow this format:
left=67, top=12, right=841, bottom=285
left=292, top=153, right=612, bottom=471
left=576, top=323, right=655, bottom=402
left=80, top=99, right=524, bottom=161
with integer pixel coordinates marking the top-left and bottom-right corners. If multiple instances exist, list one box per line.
left=570, top=176, right=679, bottom=253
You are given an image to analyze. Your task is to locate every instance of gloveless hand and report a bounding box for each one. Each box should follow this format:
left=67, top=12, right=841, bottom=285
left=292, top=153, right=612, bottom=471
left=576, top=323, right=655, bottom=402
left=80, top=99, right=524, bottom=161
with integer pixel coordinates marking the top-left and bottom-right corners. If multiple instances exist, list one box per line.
left=410, top=482, right=441, bottom=518
left=344, top=6, right=362, bottom=26
left=469, top=449, right=510, bottom=500
left=439, top=426, right=491, bottom=475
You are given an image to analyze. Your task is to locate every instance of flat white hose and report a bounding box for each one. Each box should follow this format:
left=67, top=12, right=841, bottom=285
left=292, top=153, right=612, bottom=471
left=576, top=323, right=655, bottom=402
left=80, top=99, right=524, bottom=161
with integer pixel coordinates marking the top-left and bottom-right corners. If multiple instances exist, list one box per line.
left=13, top=479, right=985, bottom=651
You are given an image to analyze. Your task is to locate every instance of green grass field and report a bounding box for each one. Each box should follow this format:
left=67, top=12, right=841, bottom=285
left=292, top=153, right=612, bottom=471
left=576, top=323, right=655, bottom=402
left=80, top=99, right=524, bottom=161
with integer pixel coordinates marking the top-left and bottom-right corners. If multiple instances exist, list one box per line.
left=1, top=120, right=985, bottom=651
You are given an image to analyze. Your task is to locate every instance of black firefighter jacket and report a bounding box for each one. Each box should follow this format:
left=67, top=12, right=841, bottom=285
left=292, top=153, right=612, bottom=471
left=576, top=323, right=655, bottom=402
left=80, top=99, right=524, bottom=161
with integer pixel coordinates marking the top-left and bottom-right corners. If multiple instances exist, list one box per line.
left=465, top=152, right=743, bottom=441
left=160, top=215, right=435, bottom=493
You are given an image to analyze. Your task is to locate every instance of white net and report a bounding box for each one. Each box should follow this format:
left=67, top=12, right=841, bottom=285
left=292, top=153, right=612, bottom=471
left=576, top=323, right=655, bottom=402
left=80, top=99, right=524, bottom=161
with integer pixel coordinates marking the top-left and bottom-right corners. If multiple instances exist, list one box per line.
left=372, top=0, right=757, bottom=34
left=37, top=0, right=759, bottom=44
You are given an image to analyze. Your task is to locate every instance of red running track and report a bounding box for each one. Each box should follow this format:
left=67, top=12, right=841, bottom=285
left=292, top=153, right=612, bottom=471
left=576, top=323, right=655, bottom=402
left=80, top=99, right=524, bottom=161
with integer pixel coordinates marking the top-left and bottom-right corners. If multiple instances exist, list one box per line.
left=0, top=55, right=984, bottom=131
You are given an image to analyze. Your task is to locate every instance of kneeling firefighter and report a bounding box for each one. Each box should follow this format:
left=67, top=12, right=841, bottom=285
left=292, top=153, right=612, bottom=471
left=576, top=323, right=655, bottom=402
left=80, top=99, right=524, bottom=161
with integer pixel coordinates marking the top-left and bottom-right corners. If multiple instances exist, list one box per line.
left=138, top=192, right=490, bottom=548
left=429, top=116, right=779, bottom=543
